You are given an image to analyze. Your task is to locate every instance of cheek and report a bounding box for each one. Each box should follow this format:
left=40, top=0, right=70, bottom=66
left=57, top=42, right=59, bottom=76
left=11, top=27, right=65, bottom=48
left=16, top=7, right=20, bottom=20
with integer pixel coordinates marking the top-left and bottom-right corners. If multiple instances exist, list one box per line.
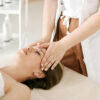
left=14, top=52, right=42, bottom=71
left=14, top=53, right=26, bottom=65
left=14, top=53, right=22, bottom=63
left=29, top=54, right=41, bottom=69
left=31, top=55, right=41, bottom=65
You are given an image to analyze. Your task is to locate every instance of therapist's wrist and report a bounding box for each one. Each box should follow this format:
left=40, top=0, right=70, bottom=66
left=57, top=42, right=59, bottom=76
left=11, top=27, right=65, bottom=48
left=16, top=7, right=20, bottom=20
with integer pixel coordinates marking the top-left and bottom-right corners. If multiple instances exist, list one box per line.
left=59, top=38, right=70, bottom=52
left=42, top=35, right=51, bottom=42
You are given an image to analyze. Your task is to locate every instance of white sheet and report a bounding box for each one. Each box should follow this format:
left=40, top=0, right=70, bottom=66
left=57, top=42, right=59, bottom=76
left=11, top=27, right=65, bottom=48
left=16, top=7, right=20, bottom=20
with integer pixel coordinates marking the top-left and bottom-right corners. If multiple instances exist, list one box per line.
left=31, top=67, right=100, bottom=100
left=0, top=72, right=5, bottom=98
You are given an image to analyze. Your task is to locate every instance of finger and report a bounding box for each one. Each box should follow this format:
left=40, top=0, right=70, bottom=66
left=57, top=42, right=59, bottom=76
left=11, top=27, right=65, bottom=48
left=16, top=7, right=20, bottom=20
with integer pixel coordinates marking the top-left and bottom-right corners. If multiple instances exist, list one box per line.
left=29, top=42, right=38, bottom=47
left=28, top=43, right=42, bottom=53
left=39, top=49, right=46, bottom=58
left=41, top=54, right=50, bottom=68
left=37, top=43, right=40, bottom=46
left=29, top=41, right=42, bottom=48
left=37, top=43, right=50, bottom=49
left=44, top=58, right=56, bottom=71
left=41, top=47, right=52, bottom=68
left=43, top=56, right=54, bottom=69
left=44, top=56, right=55, bottom=66
left=51, top=60, right=60, bottom=70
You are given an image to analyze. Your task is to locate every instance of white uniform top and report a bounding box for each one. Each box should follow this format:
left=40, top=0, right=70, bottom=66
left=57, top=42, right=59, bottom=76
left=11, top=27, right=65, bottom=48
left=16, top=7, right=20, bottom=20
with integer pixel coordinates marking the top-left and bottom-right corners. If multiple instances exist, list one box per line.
left=51, top=0, right=100, bottom=83
left=62, top=0, right=84, bottom=18
left=61, top=0, right=84, bottom=34
left=0, top=72, right=5, bottom=98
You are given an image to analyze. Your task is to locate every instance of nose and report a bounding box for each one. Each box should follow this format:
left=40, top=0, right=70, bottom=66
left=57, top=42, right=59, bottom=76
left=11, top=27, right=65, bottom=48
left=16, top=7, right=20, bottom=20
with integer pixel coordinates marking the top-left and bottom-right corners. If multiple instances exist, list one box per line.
left=22, top=48, right=29, bottom=55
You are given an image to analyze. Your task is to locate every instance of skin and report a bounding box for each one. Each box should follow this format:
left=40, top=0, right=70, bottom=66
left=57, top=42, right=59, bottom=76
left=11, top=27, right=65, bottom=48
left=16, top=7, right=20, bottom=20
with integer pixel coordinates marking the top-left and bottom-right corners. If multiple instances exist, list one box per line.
left=28, top=0, right=58, bottom=70
left=0, top=72, right=31, bottom=100
left=42, top=0, right=58, bottom=41
left=0, top=47, right=46, bottom=100
left=30, top=1, right=100, bottom=71
left=1, top=47, right=46, bottom=82
left=29, top=0, right=57, bottom=48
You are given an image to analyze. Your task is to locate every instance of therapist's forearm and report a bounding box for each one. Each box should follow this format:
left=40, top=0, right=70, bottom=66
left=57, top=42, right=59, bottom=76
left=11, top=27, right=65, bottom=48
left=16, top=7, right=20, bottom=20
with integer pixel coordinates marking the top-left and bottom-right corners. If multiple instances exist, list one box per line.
left=60, top=11, right=100, bottom=51
left=42, top=0, right=58, bottom=42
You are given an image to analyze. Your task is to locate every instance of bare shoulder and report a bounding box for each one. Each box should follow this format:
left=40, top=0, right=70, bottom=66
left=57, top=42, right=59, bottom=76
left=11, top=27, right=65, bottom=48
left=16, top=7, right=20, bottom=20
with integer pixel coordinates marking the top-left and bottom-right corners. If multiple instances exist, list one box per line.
left=1, top=72, right=30, bottom=94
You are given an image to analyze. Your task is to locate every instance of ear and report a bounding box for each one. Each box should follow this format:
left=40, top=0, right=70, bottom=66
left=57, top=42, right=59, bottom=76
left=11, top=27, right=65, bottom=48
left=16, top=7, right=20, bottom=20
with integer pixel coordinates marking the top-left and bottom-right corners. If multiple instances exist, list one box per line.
left=34, top=71, right=45, bottom=79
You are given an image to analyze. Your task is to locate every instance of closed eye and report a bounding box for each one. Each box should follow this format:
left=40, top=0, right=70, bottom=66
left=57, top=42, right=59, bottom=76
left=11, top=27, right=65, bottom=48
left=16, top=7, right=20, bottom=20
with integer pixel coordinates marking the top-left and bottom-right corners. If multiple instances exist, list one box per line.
left=35, top=51, right=40, bottom=56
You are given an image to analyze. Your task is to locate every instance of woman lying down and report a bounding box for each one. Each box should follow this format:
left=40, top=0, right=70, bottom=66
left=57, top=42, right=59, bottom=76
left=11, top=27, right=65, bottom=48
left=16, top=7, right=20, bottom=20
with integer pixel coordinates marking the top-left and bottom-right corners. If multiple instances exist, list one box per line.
left=0, top=47, right=63, bottom=100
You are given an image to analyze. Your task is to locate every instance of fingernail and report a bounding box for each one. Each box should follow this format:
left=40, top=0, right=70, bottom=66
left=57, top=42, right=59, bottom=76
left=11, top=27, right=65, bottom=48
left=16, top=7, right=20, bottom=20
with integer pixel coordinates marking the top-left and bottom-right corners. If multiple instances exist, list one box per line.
left=37, top=43, right=40, bottom=46
left=45, top=68, right=48, bottom=71
left=41, top=64, right=43, bottom=67
left=51, top=67, right=54, bottom=70
left=41, top=67, right=44, bottom=71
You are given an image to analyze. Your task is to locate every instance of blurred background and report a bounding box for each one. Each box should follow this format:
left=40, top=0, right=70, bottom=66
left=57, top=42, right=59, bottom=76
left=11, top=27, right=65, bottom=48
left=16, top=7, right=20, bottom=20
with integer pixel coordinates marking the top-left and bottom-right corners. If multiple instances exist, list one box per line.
left=0, top=0, right=43, bottom=56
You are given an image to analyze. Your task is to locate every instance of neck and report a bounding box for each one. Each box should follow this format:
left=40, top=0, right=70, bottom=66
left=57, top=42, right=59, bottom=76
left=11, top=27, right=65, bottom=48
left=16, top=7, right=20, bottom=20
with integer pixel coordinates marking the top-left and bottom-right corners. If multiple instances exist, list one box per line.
left=1, top=65, right=28, bottom=82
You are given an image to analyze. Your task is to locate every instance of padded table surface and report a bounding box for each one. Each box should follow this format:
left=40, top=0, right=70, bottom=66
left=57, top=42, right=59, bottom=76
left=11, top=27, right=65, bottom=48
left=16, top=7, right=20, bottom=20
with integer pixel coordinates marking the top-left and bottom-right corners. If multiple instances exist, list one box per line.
left=31, top=67, right=100, bottom=100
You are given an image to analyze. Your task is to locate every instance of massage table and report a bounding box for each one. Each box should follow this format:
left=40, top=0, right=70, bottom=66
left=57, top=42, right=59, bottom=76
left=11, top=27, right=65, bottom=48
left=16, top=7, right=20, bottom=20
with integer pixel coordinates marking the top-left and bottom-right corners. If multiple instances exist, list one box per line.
left=0, top=55, right=100, bottom=100
left=30, top=67, right=100, bottom=100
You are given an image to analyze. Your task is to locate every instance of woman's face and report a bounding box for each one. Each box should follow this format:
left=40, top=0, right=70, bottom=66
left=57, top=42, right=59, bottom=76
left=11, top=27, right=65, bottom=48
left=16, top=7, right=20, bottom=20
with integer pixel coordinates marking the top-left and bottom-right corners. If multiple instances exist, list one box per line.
left=14, top=47, right=46, bottom=81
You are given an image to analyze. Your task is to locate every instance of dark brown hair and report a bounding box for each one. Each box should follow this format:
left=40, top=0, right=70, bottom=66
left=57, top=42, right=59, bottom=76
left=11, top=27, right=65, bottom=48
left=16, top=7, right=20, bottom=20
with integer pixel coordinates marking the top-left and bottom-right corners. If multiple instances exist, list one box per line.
left=23, top=63, right=63, bottom=90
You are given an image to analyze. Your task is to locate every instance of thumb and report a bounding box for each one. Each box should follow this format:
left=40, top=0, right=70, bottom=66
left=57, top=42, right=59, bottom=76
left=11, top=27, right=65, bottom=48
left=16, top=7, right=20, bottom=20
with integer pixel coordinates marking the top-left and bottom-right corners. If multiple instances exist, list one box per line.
left=37, top=43, right=50, bottom=49
left=29, top=42, right=38, bottom=47
left=29, top=41, right=42, bottom=47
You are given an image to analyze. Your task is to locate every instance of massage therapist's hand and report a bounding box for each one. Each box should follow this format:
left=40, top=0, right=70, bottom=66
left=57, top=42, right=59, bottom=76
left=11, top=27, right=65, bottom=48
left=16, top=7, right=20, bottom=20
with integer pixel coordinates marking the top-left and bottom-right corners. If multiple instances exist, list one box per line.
left=28, top=37, right=49, bottom=53
left=38, top=41, right=67, bottom=71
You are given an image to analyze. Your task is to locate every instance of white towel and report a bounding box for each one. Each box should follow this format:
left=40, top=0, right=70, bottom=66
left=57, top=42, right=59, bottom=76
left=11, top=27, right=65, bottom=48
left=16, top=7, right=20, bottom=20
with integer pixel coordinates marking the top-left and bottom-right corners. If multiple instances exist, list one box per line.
left=0, top=72, right=5, bottom=98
